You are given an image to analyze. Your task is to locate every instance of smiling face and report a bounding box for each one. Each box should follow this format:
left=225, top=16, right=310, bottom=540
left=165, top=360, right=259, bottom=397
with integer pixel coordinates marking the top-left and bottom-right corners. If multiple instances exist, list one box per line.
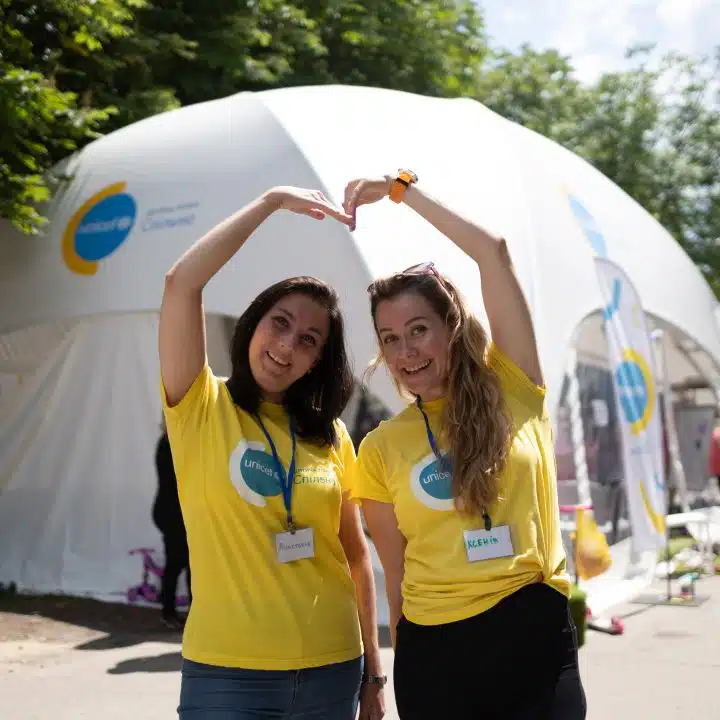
left=248, top=293, right=330, bottom=402
left=374, top=290, right=452, bottom=401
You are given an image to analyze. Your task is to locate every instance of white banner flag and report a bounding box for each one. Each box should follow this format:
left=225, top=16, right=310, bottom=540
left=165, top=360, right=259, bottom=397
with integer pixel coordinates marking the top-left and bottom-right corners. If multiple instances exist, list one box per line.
left=594, top=257, right=666, bottom=551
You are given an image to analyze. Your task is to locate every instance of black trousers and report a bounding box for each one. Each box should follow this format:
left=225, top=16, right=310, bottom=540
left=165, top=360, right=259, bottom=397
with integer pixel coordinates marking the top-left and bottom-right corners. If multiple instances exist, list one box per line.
left=161, top=531, right=191, bottom=618
left=394, top=582, right=587, bottom=720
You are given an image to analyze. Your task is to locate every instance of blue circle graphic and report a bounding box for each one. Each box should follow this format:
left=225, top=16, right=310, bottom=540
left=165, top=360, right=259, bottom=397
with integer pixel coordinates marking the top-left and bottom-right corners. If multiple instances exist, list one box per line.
left=568, top=195, right=607, bottom=258
left=240, top=448, right=282, bottom=497
left=74, top=193, right=137, bottom=261
left=615, top=360, right=648, bottom=424
left=419, top=458, right=453, bottom=500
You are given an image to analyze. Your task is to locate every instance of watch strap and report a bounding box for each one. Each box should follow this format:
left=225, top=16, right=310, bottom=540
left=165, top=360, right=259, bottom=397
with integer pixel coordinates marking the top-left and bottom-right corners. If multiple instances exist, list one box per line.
left=362, top=673, right=388, bottom=687
left=389, top=169, right=417, bottom=203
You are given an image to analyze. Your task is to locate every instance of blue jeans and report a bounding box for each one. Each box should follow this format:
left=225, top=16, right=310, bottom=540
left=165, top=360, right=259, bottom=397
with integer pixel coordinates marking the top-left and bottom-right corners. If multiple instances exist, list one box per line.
left=178, top=657, right=363, bottom=719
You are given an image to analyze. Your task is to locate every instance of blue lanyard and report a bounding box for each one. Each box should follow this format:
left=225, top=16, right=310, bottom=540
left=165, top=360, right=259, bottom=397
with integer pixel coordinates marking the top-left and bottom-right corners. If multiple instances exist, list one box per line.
left=417, top=400, right=450, bottom=475
left=417, top=399, right=492, bottom=531
left=254, top=413, right=297, bottom=532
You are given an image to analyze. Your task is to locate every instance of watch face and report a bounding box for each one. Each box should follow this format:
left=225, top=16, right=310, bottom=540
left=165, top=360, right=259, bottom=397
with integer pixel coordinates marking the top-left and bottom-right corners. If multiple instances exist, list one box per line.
left=365, top=675, right=388, bottom=686
left=399, top=169, right=418, bottom=183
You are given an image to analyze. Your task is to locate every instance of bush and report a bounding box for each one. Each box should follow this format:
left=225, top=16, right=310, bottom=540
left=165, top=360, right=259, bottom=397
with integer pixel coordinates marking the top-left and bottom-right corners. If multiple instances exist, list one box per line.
left=658, top=537, right=696, bottom=562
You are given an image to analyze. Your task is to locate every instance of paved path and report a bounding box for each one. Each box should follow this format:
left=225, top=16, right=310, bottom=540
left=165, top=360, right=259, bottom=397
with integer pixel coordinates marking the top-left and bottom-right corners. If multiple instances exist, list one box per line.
left=579, top=575, right=720, bottom=719
left=1, top=576, right=719, bottom=719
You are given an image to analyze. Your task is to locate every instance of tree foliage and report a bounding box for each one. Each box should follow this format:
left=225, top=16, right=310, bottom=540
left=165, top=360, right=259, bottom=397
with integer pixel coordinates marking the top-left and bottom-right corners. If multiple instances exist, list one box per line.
left=137, top=0, right=487, bottom=104
left=477, top=44, right=720, bottom=295
left=1, top=1, right=718, bottom=295
left=1, top=0, right=487, bottom=234
left=0, top=0, right=191, bottom=233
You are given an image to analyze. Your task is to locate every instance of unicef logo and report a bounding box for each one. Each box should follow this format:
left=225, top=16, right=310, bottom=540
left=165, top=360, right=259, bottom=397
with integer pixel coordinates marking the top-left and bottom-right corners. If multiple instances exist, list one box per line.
left=229, top=439, right=282, bottom=506
left=410, top=453, right=454, bottom=511
left=62, top=182, right=137, bottom=275
left=567, top=194, right=607, bottom=259
left=615, top=349, right=655, bottom=436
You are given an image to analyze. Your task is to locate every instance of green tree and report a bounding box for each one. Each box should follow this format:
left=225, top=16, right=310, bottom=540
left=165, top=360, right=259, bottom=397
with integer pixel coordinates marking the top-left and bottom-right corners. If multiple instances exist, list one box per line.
left=295, top=0, right=487, bottom=96
left=2, top=0, right=488, bottom=234
left=0, top=0, right=191, bottom=234
left=579, top=47, right=720, bottom=295
left=135, top=0, right=321, bottom=106
left=476, top=45, right=591, bottom=145
left=140, top=0, right=488, bottom=105
left=570, top=48, right=664, bottom=221
left=476, top=44, right=720, bottom=296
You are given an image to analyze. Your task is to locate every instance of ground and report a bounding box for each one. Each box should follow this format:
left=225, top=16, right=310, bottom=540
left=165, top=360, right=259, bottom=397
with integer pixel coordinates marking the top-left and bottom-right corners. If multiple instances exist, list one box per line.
left=2, top=577, right=720, bottom=719
left=0, top=593, right=172, bottom=645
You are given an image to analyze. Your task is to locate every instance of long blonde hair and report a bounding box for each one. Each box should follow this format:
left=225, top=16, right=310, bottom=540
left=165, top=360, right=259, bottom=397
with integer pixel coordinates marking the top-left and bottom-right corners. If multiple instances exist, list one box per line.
left=367, top=269, right=512, bottom=517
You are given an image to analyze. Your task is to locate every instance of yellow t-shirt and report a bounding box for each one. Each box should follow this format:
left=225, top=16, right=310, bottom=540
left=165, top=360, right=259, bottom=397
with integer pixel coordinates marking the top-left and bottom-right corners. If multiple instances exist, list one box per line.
left=161, top=364, right=362, bottom=669
left=355, top=343, right=569, bottom=626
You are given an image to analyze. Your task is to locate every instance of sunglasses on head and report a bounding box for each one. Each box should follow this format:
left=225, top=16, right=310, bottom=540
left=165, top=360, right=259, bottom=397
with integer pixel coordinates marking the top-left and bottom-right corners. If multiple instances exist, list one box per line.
left=366, top=261, right=440, bottom=293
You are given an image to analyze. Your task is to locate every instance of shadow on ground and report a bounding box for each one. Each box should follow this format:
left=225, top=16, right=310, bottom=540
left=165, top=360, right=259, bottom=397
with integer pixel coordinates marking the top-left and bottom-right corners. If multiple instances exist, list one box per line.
left=105, top=632, right=394, bottom=675
left=0, top=592, right=183, bottom=650
left=108, top=651, right=183, bottom=674
left=1, top=591, right=392, bottom=662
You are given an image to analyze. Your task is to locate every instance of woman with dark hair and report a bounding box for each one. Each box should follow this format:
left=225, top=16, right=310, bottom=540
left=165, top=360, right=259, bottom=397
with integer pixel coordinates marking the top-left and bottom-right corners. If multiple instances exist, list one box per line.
left=345, top=172, right=587, bottom=719
left=159, top=186, right=385, bottom=719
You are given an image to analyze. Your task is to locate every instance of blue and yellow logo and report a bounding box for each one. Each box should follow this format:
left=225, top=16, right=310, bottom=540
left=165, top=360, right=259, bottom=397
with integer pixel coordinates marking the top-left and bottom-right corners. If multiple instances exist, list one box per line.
left=615, top=349, right=655, bottom=436
left=615, top=349, right=665, bottom=531
left=62, top=183, right=137, bottom=275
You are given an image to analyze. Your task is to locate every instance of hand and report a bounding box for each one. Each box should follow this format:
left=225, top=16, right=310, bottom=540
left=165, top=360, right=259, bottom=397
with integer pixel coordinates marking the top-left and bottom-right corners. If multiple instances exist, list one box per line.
left=265, top=186, right=354, bottom=226
left=343, top=176, right=393, bottom=231
left=358, top=681, right=386, bottom=720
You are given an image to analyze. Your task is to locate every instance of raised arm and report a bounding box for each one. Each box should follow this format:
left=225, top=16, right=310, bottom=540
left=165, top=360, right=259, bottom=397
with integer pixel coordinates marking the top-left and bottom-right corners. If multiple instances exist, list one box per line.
left=160, top=187, right=353, bottom=406
left=344, top=175, right=543, bottom=386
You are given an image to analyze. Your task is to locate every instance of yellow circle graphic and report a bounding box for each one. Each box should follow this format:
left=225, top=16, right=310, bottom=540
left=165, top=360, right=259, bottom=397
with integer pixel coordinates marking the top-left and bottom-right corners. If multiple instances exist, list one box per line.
left=619, top=349, right=655, bottom=436
left=62, top=182, right=130, bottom=275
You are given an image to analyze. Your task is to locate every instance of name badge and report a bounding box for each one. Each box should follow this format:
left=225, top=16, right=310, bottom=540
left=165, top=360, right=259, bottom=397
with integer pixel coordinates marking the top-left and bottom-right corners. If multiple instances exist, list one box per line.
left=463, top=525, right=514, bottom=563
left=275, top=527, right=315, bottom=564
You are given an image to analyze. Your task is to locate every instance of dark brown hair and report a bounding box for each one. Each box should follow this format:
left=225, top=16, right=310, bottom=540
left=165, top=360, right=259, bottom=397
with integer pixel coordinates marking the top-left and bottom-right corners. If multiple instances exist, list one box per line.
left=226, top=276, right=354, bottom=447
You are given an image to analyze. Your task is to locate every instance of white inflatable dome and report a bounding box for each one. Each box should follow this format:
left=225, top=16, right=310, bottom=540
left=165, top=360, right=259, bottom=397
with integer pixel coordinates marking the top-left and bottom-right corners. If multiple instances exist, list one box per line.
left=1, top=85, right=718, bottom=616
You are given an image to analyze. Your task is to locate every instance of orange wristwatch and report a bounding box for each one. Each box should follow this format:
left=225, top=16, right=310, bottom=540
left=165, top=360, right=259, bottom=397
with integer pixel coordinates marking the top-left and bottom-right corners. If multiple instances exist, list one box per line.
left=389, top=169, right=418, bottom=203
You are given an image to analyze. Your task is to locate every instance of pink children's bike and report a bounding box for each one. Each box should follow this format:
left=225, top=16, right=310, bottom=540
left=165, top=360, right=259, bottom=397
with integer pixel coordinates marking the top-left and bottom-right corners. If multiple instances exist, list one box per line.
left=126, top=547, right=189, bottom=607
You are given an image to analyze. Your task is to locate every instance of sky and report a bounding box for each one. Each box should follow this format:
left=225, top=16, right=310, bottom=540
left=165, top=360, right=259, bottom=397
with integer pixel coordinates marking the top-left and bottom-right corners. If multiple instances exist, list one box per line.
left=481, top=0, right=719, bottom=83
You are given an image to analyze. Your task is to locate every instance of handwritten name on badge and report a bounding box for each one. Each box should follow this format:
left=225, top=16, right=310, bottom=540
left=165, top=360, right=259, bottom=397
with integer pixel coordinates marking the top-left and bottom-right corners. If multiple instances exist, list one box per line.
left=275, top=527, right=315, bottom=563
left=463, top=525, right=514, bottom=563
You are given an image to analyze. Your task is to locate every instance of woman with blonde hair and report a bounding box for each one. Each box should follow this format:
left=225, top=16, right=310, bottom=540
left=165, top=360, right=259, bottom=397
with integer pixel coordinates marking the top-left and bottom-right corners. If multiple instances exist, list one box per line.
left=345, top=171, right=587, bottom=719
